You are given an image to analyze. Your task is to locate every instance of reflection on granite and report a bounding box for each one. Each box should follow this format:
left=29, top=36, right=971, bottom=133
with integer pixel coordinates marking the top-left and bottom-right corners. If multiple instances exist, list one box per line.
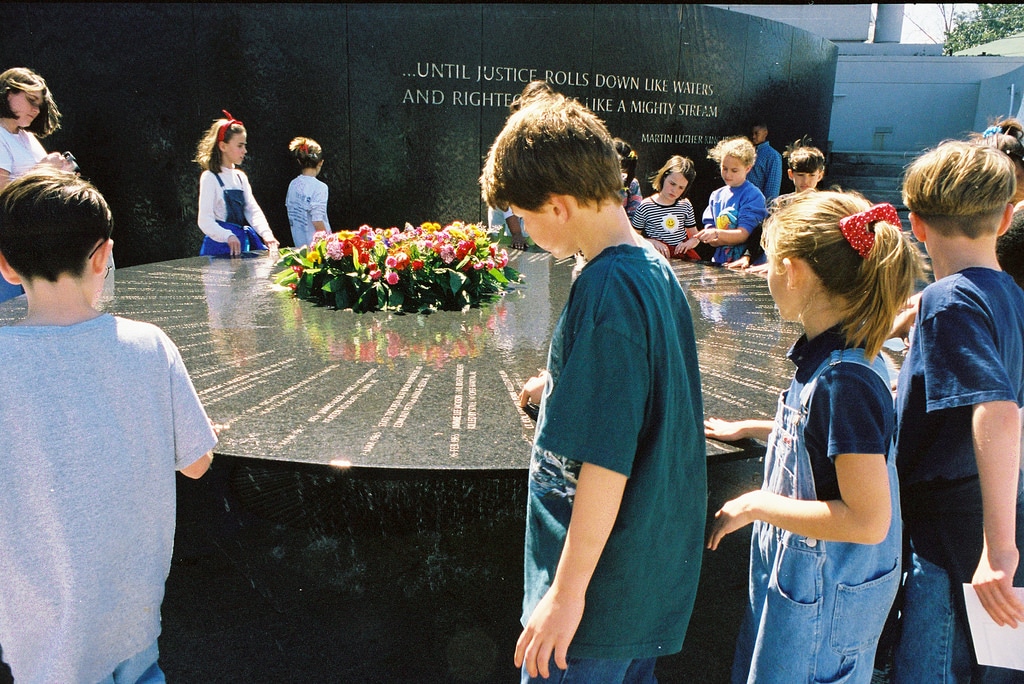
left=0, top=251, right=884, bottom=470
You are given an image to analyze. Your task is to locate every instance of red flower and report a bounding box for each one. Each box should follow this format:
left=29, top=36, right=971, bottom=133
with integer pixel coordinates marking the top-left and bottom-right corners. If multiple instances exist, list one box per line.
left=455, top=239, right=476, bottom=260
left=292, top=264, right=304, bottom=276
left=411, top=259, right=425, bottom=271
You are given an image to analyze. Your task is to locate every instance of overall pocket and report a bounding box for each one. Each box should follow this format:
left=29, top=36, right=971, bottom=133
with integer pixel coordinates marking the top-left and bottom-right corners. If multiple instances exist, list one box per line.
left=829, top=561, right=900, bottom=656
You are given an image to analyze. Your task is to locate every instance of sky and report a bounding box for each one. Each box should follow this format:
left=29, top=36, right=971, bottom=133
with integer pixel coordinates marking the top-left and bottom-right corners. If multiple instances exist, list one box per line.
left=901, top=3, right=978, bottom=44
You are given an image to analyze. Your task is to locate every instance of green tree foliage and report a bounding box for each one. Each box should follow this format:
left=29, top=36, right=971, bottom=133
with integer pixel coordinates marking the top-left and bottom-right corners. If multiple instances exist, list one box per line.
left=945, top=4, right=1024, bottom=55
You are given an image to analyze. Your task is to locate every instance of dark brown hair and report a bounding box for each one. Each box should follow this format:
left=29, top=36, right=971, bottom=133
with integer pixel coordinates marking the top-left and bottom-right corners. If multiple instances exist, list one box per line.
left=0, top=67, right=61, bottom=138
left=481, top=94, right=622, bottom=211
left=0, top=168, right=112, bottom=282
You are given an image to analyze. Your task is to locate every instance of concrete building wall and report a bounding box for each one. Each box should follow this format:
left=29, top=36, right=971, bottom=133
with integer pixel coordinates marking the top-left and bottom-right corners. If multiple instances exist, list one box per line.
left=831, top=56, right=1024, bottom=151
left=709, top=4, right=873, bottom=42
left=975, top=65, right=1024, bottom=130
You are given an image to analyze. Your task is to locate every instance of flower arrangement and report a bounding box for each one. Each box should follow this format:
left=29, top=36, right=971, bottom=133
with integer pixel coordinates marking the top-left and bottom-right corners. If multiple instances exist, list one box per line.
left=273, top=222, right=520, bottom=313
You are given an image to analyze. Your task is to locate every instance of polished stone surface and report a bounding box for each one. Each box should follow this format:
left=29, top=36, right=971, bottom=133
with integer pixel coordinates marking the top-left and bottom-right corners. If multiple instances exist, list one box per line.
left=0, top=249, right=869, bottom=471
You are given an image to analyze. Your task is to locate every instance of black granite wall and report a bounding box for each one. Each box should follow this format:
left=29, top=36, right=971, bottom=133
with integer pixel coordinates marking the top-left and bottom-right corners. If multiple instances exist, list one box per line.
left=0, top=4, right=836, bottom=267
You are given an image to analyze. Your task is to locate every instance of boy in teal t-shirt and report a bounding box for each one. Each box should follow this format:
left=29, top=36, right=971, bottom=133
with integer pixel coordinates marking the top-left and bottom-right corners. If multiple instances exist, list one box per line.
left=481, top=89, right=707, bottom=682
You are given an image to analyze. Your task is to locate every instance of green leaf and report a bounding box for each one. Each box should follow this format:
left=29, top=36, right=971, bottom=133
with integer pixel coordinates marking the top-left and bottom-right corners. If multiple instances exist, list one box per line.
left=487, top=267, right=509, bottom=284
left=334, top=287, right=352, bottom=310
left=449, top=270, right=467, bottom=293
left=321, top=277, right=342, bottom=294
left=274, top=269, right=298, bottom=286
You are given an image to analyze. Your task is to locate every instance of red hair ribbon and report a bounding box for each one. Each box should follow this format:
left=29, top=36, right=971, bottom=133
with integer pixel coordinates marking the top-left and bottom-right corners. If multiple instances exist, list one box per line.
left=838, top=203, right=901, bottom=258
left=217, top=110, right=243, bottom=143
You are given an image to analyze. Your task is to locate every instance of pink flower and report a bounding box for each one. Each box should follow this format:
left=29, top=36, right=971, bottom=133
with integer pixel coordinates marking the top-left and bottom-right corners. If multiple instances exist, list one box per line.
left=311, top=231, right=328, bottom=246
left=440, top=245, right=456, bottom=264
left=385, top=271, right=400, bottom=285
left=385, top=255, right=398, bottom=269
left=326, top=240, right=344, bottom=260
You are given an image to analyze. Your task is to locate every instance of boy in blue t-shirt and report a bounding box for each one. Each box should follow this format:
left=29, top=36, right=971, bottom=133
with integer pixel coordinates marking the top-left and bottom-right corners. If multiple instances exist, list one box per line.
left=892, top=141, right=1024, bottom=682
left=480, top=94, right=707, bottom=682
left=697, top=136, right=768, bottom=265
left=0, top=169, right=217, bottom=683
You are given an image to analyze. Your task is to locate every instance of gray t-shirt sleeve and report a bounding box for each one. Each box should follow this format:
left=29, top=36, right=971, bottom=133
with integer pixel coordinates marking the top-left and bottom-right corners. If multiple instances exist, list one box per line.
left=162, top=333, right=218, bottom=469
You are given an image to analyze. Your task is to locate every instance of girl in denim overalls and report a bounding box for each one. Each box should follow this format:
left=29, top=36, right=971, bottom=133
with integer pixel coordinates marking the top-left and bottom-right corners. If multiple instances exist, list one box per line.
left=705, top=192, right=924, bottom=683
left=194, top=111, right=278, bottom=256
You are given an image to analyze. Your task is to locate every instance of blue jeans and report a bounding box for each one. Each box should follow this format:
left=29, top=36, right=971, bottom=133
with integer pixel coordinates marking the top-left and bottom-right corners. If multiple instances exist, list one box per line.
left=96, top=640, right=165, bottom=684
left=521, top=655, right=657, bottom=684
left=892, top=551, right=1024, bottom=684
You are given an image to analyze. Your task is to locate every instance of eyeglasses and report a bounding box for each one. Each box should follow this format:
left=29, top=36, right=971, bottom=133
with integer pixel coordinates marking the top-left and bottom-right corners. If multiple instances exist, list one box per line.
left=88, top=238, right=113, bottom=277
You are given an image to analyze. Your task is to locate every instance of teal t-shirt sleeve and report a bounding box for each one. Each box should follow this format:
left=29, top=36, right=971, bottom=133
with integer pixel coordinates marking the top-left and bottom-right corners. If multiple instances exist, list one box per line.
left=535, top=318, right=649, bottom=478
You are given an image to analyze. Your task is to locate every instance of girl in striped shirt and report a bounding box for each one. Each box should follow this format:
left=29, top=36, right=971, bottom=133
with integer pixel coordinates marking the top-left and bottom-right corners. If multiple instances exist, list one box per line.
left=630, top=155, right=700, bottom=259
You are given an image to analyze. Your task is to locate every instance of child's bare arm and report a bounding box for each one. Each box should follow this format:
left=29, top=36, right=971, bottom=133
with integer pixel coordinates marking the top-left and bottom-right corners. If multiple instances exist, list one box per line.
left=705, top=418, right=773, bottom=442
left=971, top=400, right=1024, bottom=626
left=645, top=238, right=671, bottom=258
left=707, top=452, right=891, bottom=550
left=514, top=462, right=627, bottom=678
left=180, top=452, right=213, bottom=479
left=518, top=371, right=548, bottom=407
left=890, top=293, right=921, bottom=342
left=696, top=226, right=749, bottom=247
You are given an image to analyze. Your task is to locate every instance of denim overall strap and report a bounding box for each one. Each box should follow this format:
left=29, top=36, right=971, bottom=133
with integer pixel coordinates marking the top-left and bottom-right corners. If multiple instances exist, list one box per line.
left=214, top=172, right=248, bottom=227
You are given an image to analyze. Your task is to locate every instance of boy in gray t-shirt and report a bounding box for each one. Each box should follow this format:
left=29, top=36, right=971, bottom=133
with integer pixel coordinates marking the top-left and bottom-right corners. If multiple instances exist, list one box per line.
left=0, top=169, right=217, bottom=683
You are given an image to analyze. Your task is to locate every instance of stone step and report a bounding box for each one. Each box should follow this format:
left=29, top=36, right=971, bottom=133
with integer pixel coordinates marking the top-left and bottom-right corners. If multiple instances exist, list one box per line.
left=828, top=160, right=909, bottom=177
left=825, top=175, right=902, bottom=192
left=829, top=151, right=918, bottom=166
left=823, top=178, right=904, bottom=207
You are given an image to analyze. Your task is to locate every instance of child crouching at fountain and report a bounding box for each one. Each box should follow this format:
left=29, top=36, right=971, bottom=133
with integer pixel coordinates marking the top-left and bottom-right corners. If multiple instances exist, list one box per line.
left=481, top=92, right=707, bottom=683
left=0, top=169, right=218, bottom=683
left=705, top=191, right=922, bottom=683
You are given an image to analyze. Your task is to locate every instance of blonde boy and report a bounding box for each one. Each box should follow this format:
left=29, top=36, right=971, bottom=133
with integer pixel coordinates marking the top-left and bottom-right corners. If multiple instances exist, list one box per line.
left=481, top=94, right=707, bottom=682
left=0, top=169, right=217, bottom=683
left=893, top=141, right=1024, bottom=682
left=697, top=137, right=768, bottom=265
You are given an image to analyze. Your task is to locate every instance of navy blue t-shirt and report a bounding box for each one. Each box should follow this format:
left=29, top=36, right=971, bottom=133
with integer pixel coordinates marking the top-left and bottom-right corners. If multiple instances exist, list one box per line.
left=788, top=328, right=894, bottom=501
left=895, top=268, right=1024, bottom=487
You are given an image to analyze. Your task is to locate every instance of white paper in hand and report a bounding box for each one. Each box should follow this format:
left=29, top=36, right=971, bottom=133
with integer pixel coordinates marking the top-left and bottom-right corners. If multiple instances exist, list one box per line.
left=963, top=584, right=1024, bottom=671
